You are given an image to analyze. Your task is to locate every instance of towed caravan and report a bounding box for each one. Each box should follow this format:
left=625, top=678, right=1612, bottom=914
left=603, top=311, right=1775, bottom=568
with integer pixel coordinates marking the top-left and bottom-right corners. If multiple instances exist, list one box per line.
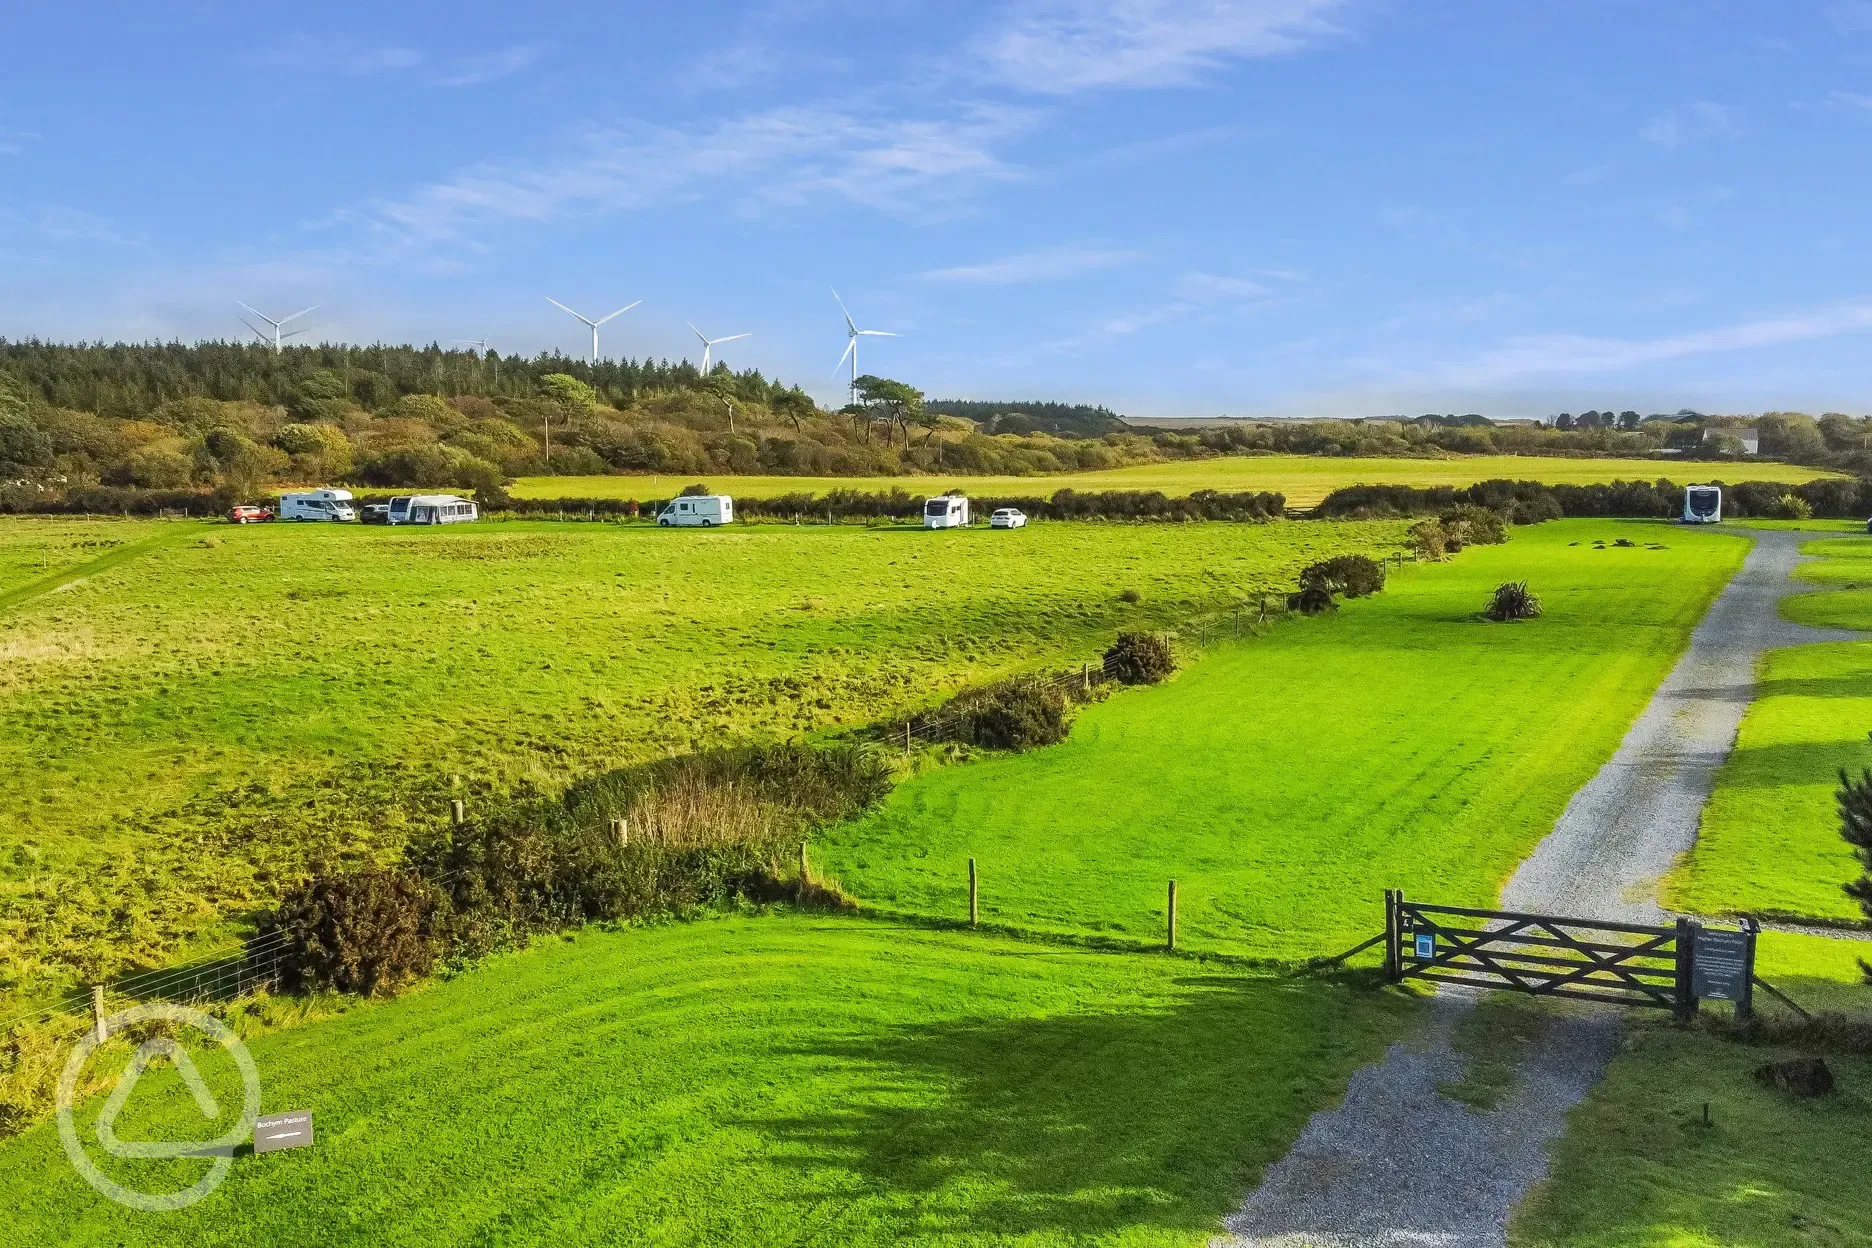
left=1681, top=484, right=1721, bottom=524
left=386, top=494, right=479, bottom=525
left=923, top=494, right=969, bottom=529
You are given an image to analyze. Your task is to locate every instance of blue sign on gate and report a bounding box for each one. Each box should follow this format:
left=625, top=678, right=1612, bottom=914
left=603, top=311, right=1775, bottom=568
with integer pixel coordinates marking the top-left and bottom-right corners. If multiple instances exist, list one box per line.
left=1414, top=933, right=1435, bottom=960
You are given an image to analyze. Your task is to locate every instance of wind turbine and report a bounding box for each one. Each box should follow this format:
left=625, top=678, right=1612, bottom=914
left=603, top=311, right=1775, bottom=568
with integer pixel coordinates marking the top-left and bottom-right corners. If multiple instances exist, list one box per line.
left=456, top=337, right=499, bottom=386
left=236, top=301, right=320, bottom=354
left=831, top=289, right=897, bottom=405
left=687, top=323, right=751, bottom=376
left=547, top=297, right=640, bottom=365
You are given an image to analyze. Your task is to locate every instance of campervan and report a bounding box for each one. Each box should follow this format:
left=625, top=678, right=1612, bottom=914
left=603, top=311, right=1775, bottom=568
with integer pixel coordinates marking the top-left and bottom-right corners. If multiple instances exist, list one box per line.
left=657, top=495, right=734, bottom=527
left=386, top=495, right=479, bottom=525
left=279, top=489, right=356, bottom=522
left=1682, top=485, right=1722, bottom=524
left=923, top=495, right=969, bottom=529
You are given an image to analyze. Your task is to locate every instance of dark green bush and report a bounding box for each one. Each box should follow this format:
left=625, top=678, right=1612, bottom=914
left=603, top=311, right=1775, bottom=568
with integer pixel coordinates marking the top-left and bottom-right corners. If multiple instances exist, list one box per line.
left=1300, top=554, right=1386, bottom=598
left=262, top=868, right=439, bottom=996
left=1440, top=504, right=1509, bottom=550
left=1287, top=583, right=1338, bottom=615
left=951, top=678, right=1070, bottom=751
left=1484, top=581, right=1542, bottom=622
left=1104, top=631, right=1176, bottom=685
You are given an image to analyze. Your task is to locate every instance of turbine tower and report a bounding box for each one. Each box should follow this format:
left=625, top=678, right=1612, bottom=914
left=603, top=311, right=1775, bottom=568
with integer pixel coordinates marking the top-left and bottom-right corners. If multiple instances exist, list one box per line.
left=456, top=338, right=499, bottom=386
left=547, top=297, right=640, bottom=365
left=831, top=289, right=897, bottom=405
left=687, top=323, right=751, bottom=376
left=236, top=302, right=320, bottom=354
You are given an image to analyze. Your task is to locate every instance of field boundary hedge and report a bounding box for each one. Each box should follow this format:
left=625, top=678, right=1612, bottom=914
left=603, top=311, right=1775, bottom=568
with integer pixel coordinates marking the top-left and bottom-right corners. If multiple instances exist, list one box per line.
left=1313, top=476, right=1872, bottom=521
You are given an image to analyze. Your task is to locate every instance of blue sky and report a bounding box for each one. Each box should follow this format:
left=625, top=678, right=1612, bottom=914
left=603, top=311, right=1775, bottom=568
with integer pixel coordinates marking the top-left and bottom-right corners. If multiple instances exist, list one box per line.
left=5, top=2, right=1872, bottom=416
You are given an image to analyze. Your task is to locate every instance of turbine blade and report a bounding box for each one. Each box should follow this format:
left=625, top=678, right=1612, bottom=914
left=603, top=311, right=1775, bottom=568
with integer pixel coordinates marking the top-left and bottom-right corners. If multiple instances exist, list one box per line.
left=279, top=304, right=320, bottom=325
left=856, top=330, right=899, bottom=337
left=716, top=333, right=751, bottom=344
left=595, top=300, right=641, bottom=326
left=235, top=300, right=279, bottom=327
left=832, top=339, right=855, bottom=377
left=688, top=321, right=707, bottom=344
left=237, top=317, right=271, bottom=343
left=280, top=326, right=312, bottom=340
left=546, top=297, right=595, bottom=326
left=831, top=288, right=857, bottom=333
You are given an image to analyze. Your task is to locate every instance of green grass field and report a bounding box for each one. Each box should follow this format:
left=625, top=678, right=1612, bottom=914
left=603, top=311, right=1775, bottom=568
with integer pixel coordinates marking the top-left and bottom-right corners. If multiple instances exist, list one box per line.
left=1668, top=533, right=1872, bottom=924
left=0, top=915, right=1411, bottom=1247
left=0, top=515, right=1406, bottom=999
left=817, top=519, right=1749, bottom=958
left=512, top=456, right=1839, bottom=509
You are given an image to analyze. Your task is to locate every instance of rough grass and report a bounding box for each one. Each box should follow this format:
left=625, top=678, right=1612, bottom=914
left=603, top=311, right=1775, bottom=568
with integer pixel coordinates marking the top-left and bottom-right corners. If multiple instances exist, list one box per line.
left=817, top=520, right=1748, bottom=958
left=0, top=914, right=1413, bottom=1247
left=511, top=456, right=1840, bottom=508
left=0, top=515, right=1406, bottom=1000
left=1668, top=534, right=1872, bottom=924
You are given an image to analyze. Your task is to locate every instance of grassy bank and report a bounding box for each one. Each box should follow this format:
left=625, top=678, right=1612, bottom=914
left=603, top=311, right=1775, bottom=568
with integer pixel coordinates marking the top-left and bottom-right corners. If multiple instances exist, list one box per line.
left=0, top=914, right=1412, bottom=1247
left=816, top=519, right=1748, bottom=958
left=511, top=456, right=1839, bottom=508
left=0, top=515, right=1405, bottom=998
left=1669, top=532, right=1872, bottom=924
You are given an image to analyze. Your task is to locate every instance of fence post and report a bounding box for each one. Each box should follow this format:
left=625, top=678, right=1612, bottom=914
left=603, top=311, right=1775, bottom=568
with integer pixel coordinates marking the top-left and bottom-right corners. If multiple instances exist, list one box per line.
left=968, top=858, right=978, bottom=927
left=450, top=798, right=465, bottom=826
left=1167, top=879, right=1178, bottom=952
left=799, top=841, right=810, bottom=899
left=904, top=721, right=912, bottom=757
left=1674, top=917, right=1699, bottom=1025
left=91, top=985, right=106, bottom=1044
left=1383, top=890, right=1400, bottom=980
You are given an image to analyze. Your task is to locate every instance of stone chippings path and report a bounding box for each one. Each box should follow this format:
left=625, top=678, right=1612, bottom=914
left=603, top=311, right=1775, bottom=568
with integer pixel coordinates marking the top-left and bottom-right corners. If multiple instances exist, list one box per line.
left=1218, top=529, right=1867, bottom=1248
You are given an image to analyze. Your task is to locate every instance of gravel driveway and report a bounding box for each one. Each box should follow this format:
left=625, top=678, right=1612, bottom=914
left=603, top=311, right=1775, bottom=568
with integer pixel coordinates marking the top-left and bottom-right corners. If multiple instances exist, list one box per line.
left=1219, top=527, right=1865, bottom=1248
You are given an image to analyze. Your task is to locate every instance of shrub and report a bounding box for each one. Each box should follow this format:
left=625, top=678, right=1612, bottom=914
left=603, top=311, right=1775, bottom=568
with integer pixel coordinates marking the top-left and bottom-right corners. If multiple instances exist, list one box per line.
left=1300, top=554, right=1386, bottom=598
left=1408, top=518, right=1448, bottom=561
left=1440, top=504, right=1509, bottom=550
left=262, top=868, right=439, bottom=996
left=1777, top=493, right=1814, bottom=521
left=1104, top=631, right=1176, bottom=685
left=1117, top=587, right=1142, bottom=604
left=1484, top=581, right=1542, bottom=622
left=1287, top=583, right=1338, bottom=615
left=1836, top=755, right=1872, bottom=981
left=952, top=678, right=1070, bottom=751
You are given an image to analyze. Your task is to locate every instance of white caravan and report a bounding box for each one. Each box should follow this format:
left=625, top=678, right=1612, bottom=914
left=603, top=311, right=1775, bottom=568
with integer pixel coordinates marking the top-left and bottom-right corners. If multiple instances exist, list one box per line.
left=657, top=495, right=734, bottom=527
left=279, top=488, right=356, bottom=522
left=387, top=494, right=479, bottom=525
left=1682, top=484, right=1722, bottom=524
left=923, top=495, right=969, bottom=529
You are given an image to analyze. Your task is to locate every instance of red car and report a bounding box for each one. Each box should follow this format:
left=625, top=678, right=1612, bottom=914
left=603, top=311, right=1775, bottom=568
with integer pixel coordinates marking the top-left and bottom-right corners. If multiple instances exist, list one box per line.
left=227, top=504, right=274, bottom=524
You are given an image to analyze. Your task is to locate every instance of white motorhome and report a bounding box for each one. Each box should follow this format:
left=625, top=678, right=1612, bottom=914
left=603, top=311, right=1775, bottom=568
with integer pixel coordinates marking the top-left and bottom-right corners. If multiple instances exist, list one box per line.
left=386, top=494, right=479, bottom=525
left=279, top=488, right=356, bottom=522
left=1682, top=484, right=1722, bottom=524
left=657, top=495, right=734, bottom=527
left=923, top=495, right=969, bottom=529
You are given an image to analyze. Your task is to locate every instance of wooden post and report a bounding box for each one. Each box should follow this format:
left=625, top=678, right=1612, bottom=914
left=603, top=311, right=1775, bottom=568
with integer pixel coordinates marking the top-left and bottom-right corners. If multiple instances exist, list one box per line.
left=1738, top=917, right=1759, bottom=1023
left=1166, top=879, right=1178, bottom=951
left=1383, top=889, right=1400, bottom=980
left=450, top=798, right=465, bottom=826
left=968, top=858, right=978, bottom=927
left=799, top=842, right=810, bottom=897
left=91, top=985, right=106, bottom=1044
left=1083, top=662, right=1091, bottom=694
left=1674, top=917, right=1699, bottom=1025
left=905, top=721, right=912, bottom=757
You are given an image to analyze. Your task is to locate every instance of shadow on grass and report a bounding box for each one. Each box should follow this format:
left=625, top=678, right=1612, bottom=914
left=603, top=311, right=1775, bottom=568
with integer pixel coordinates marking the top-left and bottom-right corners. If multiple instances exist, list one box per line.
left=739, top=973, right=1414, bottom=1245
left=1703, top=739, right=1872, bottom=791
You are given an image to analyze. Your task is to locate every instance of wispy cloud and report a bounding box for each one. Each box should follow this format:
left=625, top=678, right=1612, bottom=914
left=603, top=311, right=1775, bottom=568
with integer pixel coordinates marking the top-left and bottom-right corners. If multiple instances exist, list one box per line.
left=920, top=244, right=1142, bottom=284
left=431, top=45, right=546, bottom=88
left=975, top=0, right=1352, bottom=93
left=1827, top=2, right=1872, bottom=34
left=0, top=130, right=37, bottom=157
left=1435, top=303, right=1872, bottom=386
left=336, top=103, right=1040, bottom=258
left=1829, top=89, right=1872, bottom=112
left=1639, top=101, right=1739, bottom=147
left=0, top=201, right=141, bottom=248
left=1035, top=266, right=1307, bottom=352
left=245, top=36, right=544, bottom=86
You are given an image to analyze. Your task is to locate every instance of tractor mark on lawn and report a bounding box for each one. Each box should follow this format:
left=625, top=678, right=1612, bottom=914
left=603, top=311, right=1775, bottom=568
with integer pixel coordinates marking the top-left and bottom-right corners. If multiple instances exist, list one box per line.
left=0, top=525, right=201, bottom=615
left=1222, top=527, right=1852, bottom=1248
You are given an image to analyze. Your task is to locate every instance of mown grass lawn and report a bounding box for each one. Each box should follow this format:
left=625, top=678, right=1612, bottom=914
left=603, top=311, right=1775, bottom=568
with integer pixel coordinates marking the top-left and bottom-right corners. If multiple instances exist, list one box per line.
left=1668, top=533, right=1872, bottom=924
left=0, top=915, right=1412, bottom=1247
left=0, top=515, right=1406, bottom=1000
left=816, top=519, right=1748, bottom=959
left=512, top=456, right=1838, bottom=508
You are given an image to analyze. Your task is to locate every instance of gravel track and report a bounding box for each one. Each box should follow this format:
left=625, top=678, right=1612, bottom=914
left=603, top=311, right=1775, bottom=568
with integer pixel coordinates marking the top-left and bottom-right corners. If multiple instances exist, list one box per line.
left=1220, top=527, right=1863, bottom=1248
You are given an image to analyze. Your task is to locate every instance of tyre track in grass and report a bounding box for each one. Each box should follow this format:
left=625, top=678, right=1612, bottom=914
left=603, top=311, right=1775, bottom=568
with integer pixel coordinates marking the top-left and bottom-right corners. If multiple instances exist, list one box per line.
left=0, top=524, right=204, bottom=615
left=1219, top=528, right=1860, bottom=1248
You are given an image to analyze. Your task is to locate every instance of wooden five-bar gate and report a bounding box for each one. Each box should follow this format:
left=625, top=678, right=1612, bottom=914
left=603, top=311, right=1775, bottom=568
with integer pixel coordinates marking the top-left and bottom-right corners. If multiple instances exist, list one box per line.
left=1376, top=890, right=1782, bottom=1022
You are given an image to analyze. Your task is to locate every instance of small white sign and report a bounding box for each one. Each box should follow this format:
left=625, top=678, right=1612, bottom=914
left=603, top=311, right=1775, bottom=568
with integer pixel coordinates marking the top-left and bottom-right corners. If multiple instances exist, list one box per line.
left=1414, top=933, right=1435, bottom=960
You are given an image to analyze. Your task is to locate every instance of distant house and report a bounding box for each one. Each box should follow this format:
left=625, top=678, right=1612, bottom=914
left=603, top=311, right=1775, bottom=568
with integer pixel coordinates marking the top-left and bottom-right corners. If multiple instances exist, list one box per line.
left=1702, top=427, right=1760, bottom=455
left=1492, top=418, right=1546, bottom=428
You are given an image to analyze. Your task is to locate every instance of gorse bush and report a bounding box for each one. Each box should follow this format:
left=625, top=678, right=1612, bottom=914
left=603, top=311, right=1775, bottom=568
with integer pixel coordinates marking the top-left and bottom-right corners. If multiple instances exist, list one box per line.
left=1287, top=583, right=1338, bottom=615
left=1300, top=554, right=1386, bottom=598
left=1104, top=631, right=1176, bottom=685
left=261, top=868, right=440, bottom=996
left=1440, top=504, right=1509, bottom=550
left=1484, top=581, right=1542, bottom=622
left=949, top=677, right=1071, bottom=751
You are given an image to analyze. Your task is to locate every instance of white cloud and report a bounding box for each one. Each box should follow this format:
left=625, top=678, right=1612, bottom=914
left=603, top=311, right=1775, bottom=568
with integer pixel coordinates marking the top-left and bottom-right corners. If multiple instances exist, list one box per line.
left=1828, top=2, right=1872, bottom=34
left=976, top=0, right=1351, bottom=93
left=246, top=35, right=422, bottom=76
left=0, top=202, right=140, bottom=248
left=920, top=244, right=1142, bottom=284
left=1829, top=89, right=1872, bottom=112
left=338, top=103, right=1039, bottom=257
left=431, top=45, right=547, bottom=88
left=0, top=130, right=36, bottom=157
left=1639, top=101, right=1739, bottom=147
left=1435, top=304, right=1872, bottom=387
